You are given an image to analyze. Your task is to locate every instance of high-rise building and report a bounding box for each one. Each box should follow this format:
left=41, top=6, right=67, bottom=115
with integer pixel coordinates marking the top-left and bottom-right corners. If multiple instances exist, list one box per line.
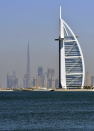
left=47, top=68, right=51, bottom=88
left=44, top=74, right=47, bottom=88
left=37, top=76, right=42, bottom=87
left=91, top=76, right=94, bottom=87
left=38, top=67, right=43, bottom=86
left=13, top=70, right=16, bottom=79
left=38, top=67, right=43, bottom=77
left=12, top=70, right=18, bottom=88
left=47, top=78, right=52, bottom=88
left=47, top=68, right=55, bottom=88
left=23, top=73, right=29, bottom=88
left=12, top=78, right=18, bottom=88
left=23, top=43, right=31, bottom=88
left=33, top=73, right=42, bottom=88
left=7, top=71, right=18, bottom=88
left=55, top=6, right=85, bottom=88
left=7, top=74, right=13, bottom=88
left=33, top=76, right=37, bottom=88
left=27, top=42, right=30, bottom=80
left=86, top=72, right=90, bottom=86
left=51, top=69, right=55, bottom=88
left=47, top=68, right=51, bottom=79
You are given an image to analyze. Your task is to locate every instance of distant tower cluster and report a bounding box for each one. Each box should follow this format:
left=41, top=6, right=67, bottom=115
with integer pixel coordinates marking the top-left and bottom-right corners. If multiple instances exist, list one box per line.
left=33, top=67, right=58, bottom=88
left=22, top=42, right=59, bottom=89
left=7, top=70, right=18, bottom=88
left=7, top=41, right=59, bottom=89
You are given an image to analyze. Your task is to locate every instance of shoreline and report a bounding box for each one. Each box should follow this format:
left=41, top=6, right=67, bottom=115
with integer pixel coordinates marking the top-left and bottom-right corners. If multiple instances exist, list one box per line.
left=55, top=89, right=94, bottom=91
left=0, top=89, right=94, bottom=92
left=0, top=90, right=14, bottom=91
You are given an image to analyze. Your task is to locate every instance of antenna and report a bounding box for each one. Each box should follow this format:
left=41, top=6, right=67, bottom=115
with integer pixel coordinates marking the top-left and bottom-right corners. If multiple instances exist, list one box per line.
left=60, top=6, right=61, bottom=19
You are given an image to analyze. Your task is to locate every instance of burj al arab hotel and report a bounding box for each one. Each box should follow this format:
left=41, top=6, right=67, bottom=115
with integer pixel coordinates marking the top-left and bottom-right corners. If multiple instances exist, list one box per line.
left=55, top=7, right=85, bottom=88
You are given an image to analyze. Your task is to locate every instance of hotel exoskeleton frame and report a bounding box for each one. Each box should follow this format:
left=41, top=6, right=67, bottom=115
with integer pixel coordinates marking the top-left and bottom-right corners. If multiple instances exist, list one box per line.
left=55, top=7, right=85, bottom=88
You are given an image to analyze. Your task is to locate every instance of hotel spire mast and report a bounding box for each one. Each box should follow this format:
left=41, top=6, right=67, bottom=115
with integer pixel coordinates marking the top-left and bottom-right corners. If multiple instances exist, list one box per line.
left=58, top=6, right=66, bottom=88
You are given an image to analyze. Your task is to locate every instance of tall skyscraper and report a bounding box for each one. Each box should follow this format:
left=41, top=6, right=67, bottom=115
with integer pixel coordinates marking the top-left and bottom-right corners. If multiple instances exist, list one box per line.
left=44, top=74, right=47, bottom=88
left=51, top=69, right=55, bottom=88
left=38, top=67, right=43, bottom=86
left=23, top=73, right=29, bottom=88
left=47, top=68, right=51, bottom=88
left=86, top=72, right=90, bottom=86
left=27, top=42, right=30, bottom=80
left=7, top=71, right=18, bottom=88
left=38, top=67, right=43, bottom=78
left=13, top=70, right=16, bottom=79
left=23, top=43, right=31, bottom=88
left=47, top=68, right=51, bottom=79
left=7, top=74, right=13, bottom=88
left=55, top=6, right=85, bottom=88
left=33, top=76, right=37, bottom=88
left=37, top=76, right=42, bottom=87
left=91, top=76, right=94, bottom=87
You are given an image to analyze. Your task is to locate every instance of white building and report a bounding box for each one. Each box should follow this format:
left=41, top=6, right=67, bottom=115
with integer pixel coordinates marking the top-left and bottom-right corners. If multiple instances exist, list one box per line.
left=55, top=6, right=85, bottom=88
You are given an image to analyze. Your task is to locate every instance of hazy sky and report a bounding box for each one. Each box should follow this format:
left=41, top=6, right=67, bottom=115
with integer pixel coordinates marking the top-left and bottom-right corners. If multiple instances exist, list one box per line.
left=0, top=0, right=94, bottom=87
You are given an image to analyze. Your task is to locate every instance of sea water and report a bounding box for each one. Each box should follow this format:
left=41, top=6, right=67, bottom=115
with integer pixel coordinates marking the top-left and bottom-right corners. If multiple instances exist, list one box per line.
left=0, top=91, right=94, bottom=131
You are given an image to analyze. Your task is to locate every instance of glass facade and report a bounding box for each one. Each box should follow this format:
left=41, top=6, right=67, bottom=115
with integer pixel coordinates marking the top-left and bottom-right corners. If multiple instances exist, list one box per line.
left=64, top=38, right=84, bottom=88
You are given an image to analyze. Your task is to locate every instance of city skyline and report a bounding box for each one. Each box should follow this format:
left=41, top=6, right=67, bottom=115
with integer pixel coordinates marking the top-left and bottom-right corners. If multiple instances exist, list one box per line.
left=6, top=42, right=58, bottom=88
left=0, top=0, right=94, bottom=87
left=6, top=69, right=94, bottom=88
left=5, top=41, right=94, bottom=89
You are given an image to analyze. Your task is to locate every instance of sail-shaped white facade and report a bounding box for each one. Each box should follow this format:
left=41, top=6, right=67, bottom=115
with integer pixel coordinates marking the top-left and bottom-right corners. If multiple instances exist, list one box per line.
left=55, top=6, right=85, bottom=88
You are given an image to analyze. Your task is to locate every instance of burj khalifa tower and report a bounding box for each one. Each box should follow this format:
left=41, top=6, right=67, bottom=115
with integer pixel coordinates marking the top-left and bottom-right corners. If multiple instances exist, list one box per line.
left=27, top=42, right=30, bottom=81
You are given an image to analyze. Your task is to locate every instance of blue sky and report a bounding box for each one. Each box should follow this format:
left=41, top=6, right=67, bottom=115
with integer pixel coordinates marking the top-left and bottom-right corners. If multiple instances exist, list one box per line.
left=0, top=0, right=94, bottom=87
